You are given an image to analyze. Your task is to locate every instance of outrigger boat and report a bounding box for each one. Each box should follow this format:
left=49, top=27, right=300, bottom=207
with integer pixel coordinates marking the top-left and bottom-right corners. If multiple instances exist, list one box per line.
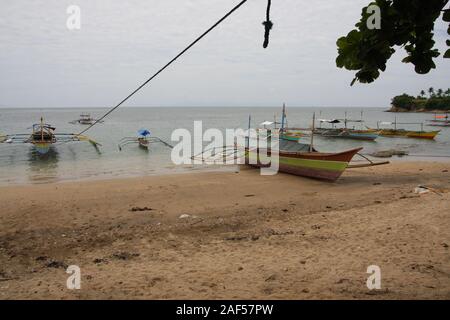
left=427, top=114, right=450, bottom=127
left=314, top=119, right=380, bottom=141
left=193, top=114, right=388, bottom=182
left=118, top=129, right=173, bottom=151
left=369, top=119, right=440, bottom=140
left=69, top=113, right=103, bottom=125
left=0, top=117, right=100, bottom=155
left=259, top=104, right=303, bottom=142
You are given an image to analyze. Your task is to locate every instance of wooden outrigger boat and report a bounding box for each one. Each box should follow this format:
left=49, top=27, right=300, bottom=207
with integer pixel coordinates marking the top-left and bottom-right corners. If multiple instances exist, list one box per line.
left=314, top=118, right=380, bottom=141
left=369, top=120, right=440, bottom=140
left=193, top=113, right=389, bottom=182
left=69, top=113, right=103, bottom=125
left=427, top=114, right=450, bottom=127
left=0, top=117, right=100, bottom=155
left=118, top=129, right=173, bottom=151
left=245, top=139, right=363, bottom=181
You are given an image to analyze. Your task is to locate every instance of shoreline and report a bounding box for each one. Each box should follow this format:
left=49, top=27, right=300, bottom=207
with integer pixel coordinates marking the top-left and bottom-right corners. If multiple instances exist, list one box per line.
left=1, top=161, right=449, bottom=299
left=2, top=157, right=450, bottom=188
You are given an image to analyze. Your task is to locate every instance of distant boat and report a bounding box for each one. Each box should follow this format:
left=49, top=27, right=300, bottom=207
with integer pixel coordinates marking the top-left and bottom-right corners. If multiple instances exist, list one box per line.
left=118, top=129, right=173, bottom=151
left=69, top=113, right=103, bottom=125
left=427, top=114, right=450, bottom=127
left=369, top=119, right=440, bottom=140
left=258, top=104, right=303, bottom=142
left=314, top=118, right=379, bottom=141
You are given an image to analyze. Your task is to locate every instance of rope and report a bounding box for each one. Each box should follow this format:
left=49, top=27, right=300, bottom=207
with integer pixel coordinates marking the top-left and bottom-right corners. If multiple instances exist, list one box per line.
left=77, top=0, right=250, bottom=136
left=262, top=0, right=273, bottom=48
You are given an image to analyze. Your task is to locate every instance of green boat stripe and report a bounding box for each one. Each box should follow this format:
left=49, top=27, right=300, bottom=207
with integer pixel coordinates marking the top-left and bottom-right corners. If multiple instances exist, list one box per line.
left=248, top=153, right=347, bottom=171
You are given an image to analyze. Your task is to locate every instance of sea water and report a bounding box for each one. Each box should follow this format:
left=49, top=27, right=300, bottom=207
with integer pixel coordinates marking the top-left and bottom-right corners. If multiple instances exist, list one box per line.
left=0, top=107, right=449, bottom=185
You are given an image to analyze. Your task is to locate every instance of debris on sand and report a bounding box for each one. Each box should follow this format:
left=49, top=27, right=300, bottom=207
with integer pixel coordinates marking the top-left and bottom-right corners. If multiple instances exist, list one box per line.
left=111, top=252, right=140, bottom=261
left=93, top=258, right=108, bottom=264
left=179, top=214, right=198, bottom=219
left=130, top=206, right=153, bottom=212
left=414, top=185, right=443, bottom=196
left=45, top=260, right=68, bottom=269
left=370, top=149, right=409, bottom=158
left=414, top=186, right=430, bottom=195
left=35, top=256, right=49, bottom=262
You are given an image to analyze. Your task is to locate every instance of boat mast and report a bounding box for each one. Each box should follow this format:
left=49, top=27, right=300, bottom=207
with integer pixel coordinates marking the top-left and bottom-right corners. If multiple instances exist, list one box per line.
left=40, top=117, right=44, bottom=142
left=310, top=112, right=315, bottom=152
left=281, top=103, right=286, bottom=133
left=344, top=111, right=348, bottom=129
left=246, top=114, right=251, bottom=149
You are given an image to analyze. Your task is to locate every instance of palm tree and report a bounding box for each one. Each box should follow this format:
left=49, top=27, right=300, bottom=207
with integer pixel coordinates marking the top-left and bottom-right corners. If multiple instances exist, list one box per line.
left=437, top=88, right=443, bottom=97
left=428, top=87, right=435, bottom=97
left=445, top=88, right=450, bottom=97
left=420, top=90, right=426, bottom=98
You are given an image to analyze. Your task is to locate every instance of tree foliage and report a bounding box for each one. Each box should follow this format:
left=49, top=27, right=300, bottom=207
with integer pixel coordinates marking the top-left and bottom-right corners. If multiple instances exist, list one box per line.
left=336, top=0, right=450, bottom=85
left=391, top=88, right=450, bottom=111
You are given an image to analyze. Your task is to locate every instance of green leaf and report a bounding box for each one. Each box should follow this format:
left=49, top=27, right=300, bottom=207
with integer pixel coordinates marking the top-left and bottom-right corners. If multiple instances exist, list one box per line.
left=444, top=49, right=450, bottom=59
left=443, top=9, right=450, bottom=22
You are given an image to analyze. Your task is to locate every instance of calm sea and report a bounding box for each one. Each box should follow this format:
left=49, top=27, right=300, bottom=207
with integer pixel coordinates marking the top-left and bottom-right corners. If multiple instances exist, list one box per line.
left=0, top=107, right=449, bottom=185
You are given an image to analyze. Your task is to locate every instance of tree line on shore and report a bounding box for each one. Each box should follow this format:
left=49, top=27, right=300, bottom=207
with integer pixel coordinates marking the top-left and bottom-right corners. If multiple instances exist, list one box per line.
left=391, top=88, right=450, bottom=111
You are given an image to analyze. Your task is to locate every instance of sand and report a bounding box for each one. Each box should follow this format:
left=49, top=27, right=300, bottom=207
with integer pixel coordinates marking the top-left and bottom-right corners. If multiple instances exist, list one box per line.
left=0, top=161, right=449, bottom=300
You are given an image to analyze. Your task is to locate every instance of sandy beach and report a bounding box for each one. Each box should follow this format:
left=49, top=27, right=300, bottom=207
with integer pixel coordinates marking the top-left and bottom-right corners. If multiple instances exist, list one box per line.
left=0, top=161, right=449, bottom=300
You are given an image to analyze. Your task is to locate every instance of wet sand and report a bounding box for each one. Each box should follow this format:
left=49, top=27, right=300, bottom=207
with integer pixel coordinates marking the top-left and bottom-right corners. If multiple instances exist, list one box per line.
left=0, top=161, right=449, bottom=299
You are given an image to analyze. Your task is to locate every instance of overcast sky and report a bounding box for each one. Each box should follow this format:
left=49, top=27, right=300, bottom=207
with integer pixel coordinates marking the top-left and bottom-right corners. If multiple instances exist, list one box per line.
left=0, top=0, right=449, bottom=108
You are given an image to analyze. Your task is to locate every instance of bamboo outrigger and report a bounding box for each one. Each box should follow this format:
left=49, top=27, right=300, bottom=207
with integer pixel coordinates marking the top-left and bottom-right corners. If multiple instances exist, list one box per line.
left=0, top=117, right=101, bottom=155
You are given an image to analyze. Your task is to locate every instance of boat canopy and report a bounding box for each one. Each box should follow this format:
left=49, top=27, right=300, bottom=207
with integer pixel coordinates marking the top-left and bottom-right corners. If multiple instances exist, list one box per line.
left=138, top=129, right=151, bottom=137
left=260, top=121, right=274, bottom=126
left=318, top=119, right=341, bottom=124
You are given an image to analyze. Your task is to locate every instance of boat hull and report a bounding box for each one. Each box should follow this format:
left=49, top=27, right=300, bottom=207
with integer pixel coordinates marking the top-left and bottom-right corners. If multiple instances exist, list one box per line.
left=246, top=147, right=362, bottom=181
left=33, top=142, right=51, bottom=154
left=405, top=131, right=440, bottom=139
left=369, top=129, right=439, bottom=140
left=316, top=129, right=379, bottom=141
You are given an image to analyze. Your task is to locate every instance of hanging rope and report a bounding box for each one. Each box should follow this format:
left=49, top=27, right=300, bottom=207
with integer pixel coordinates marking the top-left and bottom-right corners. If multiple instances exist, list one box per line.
left=262, top=0, right=273, bottom=48
left=77, top=0, right=250, bottom=136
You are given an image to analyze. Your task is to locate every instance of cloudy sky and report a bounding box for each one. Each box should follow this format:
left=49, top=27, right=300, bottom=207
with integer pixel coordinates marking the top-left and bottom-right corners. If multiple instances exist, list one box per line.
left=0, top=0, right=449, bottom=108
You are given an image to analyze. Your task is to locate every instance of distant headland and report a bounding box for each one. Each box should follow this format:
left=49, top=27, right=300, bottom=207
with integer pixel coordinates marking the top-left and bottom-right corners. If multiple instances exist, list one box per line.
left=388, top=88, right=450, bottom=112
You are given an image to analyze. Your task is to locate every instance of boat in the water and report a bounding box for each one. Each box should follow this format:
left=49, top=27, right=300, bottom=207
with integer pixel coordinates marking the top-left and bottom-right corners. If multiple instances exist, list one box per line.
left=314, top=119, right=379, bottom=141
left=0, top=117, right=100, bottom=154
left=427, top=114, right=450, bottom=127
left=258, top=104, right=303, bottom=142
left=118, top=129, right=173, bottom=151
left=69, top=113, right=103, bottom=125
left=369, top=120, right=440, bottom=140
